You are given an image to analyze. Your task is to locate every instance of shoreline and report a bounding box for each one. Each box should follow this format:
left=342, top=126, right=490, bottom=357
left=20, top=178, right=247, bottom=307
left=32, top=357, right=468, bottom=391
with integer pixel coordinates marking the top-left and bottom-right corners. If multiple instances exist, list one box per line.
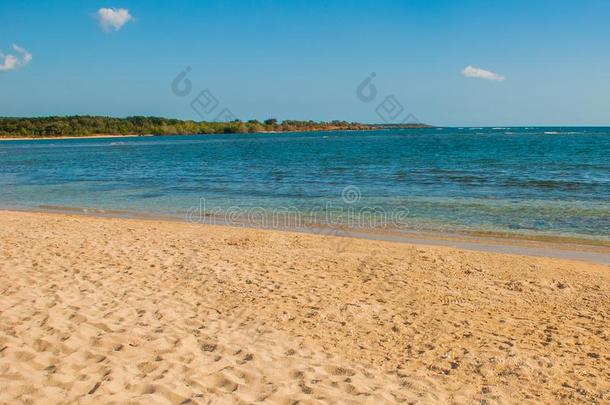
left=5, top=207, right=610, bottom=265
left=0, top=126, right=433, bottom=141
left=0, top=133, right=155, bottom=141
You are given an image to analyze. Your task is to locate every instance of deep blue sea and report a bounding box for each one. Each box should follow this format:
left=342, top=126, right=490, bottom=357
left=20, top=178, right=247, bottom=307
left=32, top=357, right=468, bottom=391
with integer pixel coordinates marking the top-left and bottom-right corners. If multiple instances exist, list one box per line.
left=0, top=127, right=608, bottom=241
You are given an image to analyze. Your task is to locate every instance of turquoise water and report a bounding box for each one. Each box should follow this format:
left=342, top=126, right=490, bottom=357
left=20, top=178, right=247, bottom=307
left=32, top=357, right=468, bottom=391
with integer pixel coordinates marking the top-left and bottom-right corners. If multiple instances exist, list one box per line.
left=0, top=128, right=608, bottom=240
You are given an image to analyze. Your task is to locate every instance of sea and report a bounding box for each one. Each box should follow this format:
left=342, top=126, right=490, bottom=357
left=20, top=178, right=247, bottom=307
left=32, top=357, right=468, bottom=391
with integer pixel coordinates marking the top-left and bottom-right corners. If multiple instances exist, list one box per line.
left=1, top=127, right=608, bottom=241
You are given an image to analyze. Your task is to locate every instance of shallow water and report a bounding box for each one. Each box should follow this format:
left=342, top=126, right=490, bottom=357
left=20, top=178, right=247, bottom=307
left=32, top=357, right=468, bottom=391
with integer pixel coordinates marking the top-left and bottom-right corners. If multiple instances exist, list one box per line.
left=0, top=127, right=608, bottom=240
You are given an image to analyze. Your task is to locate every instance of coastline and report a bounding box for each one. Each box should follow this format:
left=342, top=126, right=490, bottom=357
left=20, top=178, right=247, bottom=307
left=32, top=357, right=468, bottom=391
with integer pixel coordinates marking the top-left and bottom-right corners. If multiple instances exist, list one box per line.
left=0, top=133, right=154, bottom=141
left=0, top=126, right=432, bottom=141
left=1, top=209, right=608, bottom=403
left=7, top=205, right=610, bottom=265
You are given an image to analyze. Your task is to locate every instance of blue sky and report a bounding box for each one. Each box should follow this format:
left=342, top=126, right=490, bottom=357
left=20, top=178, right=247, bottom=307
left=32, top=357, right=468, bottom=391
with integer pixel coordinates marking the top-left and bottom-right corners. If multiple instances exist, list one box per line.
left=1, top=0, right=609, bottom=126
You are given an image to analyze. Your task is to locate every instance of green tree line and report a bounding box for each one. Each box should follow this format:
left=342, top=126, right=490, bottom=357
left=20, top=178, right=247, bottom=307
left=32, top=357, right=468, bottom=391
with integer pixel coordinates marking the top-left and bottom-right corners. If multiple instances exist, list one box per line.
left=0, top=116, right=430, bottom=138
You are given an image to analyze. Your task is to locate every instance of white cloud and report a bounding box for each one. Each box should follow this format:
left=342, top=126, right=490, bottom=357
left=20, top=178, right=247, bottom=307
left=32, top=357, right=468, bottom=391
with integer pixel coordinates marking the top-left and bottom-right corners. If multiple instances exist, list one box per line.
left=462, top=65, right=505, bottom=81
left=0, top=44, right=32, bottom=71
left=97, top=8, right=134, bottom=32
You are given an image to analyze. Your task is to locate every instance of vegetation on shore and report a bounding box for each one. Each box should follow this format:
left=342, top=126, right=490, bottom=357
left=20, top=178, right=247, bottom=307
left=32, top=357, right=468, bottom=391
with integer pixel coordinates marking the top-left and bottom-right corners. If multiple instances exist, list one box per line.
left=0, top=116, right=430, bottom=138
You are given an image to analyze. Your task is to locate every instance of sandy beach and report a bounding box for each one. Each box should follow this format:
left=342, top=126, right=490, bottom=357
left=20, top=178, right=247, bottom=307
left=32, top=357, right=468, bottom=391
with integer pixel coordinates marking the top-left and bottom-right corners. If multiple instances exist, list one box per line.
left=0, top=210, right=608, bottom=404
left=0, top=134, right=154, bottom=141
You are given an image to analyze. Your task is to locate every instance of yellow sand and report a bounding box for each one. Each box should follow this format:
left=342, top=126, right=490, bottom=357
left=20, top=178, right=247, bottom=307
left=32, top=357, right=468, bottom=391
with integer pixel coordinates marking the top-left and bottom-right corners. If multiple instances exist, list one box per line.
left=0, top=211, right=608, bottom=404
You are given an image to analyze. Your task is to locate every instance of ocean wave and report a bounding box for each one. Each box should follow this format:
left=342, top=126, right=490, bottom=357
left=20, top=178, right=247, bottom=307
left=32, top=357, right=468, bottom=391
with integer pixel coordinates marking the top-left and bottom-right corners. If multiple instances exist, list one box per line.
left=543, top=131, right=588, bottom=135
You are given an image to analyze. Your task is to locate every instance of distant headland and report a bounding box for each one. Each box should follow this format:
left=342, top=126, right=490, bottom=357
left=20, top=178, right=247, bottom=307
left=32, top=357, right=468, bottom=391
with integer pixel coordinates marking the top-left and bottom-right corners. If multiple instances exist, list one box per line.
left=0, top=116, right=431, bottom=139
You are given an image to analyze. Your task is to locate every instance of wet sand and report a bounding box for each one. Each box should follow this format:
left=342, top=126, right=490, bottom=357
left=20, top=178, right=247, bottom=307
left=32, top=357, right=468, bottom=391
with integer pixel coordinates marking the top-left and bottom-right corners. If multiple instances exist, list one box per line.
left=0, top=210, right=608, bottom=403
